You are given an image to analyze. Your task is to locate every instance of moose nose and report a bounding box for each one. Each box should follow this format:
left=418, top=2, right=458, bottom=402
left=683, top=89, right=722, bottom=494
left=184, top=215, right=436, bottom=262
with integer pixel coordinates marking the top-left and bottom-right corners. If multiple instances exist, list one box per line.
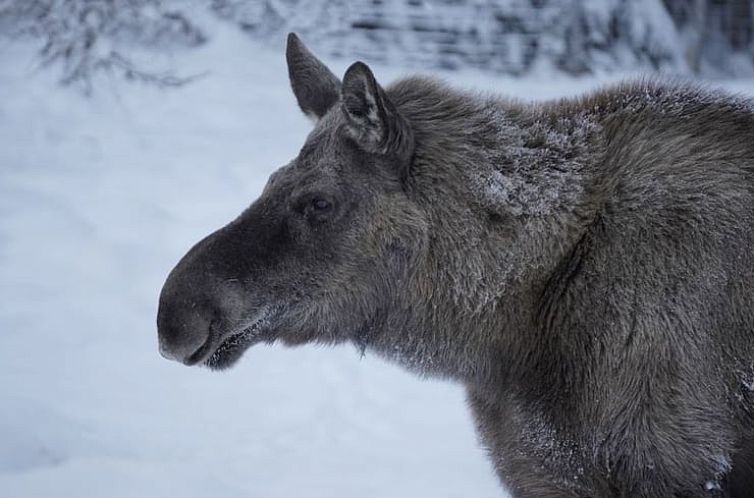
left=157, top=223, right=250, bottom=365
left=157, top=296, right=214, bottom=364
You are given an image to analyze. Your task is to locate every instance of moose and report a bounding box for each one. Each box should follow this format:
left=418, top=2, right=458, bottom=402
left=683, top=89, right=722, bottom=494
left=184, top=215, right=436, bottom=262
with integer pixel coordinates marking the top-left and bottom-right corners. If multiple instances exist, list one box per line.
left=157, top=33, right=754, bottom=497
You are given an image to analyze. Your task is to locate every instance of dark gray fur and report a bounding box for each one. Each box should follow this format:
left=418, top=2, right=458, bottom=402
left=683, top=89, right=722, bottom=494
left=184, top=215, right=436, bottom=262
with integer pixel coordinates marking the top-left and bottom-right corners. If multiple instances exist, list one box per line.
left=158, top=33, right=754, bottom=497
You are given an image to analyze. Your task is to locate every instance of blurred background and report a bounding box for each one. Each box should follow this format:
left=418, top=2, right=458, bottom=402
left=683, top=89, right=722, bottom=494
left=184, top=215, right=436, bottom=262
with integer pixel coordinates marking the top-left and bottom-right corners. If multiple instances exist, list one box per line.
left=0, top=1, right=752, bottom=498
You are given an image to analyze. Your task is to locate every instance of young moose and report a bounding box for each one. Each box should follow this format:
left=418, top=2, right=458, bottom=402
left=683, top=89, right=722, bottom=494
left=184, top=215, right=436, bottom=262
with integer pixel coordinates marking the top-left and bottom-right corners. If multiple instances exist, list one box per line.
left=157, top=34, right=754, bottom=497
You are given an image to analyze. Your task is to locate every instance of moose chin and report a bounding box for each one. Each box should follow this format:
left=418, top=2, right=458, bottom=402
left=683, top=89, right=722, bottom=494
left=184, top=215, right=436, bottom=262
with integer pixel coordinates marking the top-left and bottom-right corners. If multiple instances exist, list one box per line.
left=158, top=33, right=754, bottom=498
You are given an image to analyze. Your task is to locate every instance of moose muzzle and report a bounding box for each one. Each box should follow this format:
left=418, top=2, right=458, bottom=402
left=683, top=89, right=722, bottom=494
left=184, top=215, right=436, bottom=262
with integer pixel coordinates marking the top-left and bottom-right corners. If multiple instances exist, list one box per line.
left=157, top=230, right=234, bottom=365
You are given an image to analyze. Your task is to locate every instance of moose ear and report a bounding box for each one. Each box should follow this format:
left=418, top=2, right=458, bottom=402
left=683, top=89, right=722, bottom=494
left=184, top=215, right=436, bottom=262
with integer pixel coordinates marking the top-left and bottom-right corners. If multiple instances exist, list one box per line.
left=286, top=33, right=341, bottom=121
left=341, top=62, right=413, bottom=161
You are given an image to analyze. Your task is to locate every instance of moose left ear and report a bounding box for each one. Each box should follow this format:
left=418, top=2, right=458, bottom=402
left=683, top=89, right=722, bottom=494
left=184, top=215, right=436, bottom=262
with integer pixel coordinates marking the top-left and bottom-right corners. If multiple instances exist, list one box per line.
left=341, top=62, right=414, bottom=162
left=286, top=33, right=341, bottom=121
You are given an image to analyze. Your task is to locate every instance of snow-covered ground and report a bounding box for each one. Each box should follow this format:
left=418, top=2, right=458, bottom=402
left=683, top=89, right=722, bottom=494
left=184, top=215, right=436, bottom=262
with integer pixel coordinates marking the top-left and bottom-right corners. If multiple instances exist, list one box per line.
left=1, top=17, right=752, bottom=498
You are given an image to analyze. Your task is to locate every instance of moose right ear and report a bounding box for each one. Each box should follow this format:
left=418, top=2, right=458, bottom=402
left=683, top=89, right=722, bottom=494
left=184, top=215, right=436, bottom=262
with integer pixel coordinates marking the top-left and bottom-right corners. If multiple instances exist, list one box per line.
left=286, top=33, right=341, bottom=121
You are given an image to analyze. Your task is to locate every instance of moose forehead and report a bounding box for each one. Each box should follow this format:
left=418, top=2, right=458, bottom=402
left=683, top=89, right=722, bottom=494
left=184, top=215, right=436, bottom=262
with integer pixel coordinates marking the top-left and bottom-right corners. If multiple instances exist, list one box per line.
left=290, top=110, right=375, bottom=180
left=262, top=118, right=359, bottom=201
left=297, top=112, right=344, bottom=165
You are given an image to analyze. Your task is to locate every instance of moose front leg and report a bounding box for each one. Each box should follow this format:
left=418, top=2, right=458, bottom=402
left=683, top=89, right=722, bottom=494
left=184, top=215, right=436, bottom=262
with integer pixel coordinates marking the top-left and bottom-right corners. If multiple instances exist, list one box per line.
left=466, top=389, right=591, bottom=498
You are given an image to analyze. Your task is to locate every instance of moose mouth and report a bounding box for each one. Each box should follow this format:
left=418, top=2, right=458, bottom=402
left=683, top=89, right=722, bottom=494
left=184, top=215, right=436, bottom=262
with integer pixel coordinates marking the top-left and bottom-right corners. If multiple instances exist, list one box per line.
left=185, top=306, right=281, bottom=370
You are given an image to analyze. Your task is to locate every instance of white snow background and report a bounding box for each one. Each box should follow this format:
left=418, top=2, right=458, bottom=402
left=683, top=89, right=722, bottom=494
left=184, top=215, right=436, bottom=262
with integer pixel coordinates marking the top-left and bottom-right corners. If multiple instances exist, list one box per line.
left=1, top=14, right=752, bottom=498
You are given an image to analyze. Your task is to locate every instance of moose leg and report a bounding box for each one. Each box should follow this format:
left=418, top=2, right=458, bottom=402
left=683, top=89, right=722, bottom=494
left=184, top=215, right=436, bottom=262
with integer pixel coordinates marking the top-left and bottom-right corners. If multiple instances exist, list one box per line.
left=502, top=476, right=585, bottom=498
left=465, top=388, right=744, bottom=498
left=466, top=390, right=589, bottom=498
left=726, top=430, right=754, bottom=498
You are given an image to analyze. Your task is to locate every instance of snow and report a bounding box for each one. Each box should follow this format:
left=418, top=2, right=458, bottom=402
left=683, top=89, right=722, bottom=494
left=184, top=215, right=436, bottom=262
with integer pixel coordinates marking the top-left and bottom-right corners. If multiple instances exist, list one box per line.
left=232, top=0, right=754, bottom=77
left=1, top=16, right=752, bottom=498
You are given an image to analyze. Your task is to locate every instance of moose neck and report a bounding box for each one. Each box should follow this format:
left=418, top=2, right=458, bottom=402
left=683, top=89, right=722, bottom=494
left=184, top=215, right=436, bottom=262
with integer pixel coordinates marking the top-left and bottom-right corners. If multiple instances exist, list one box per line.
left=374, top=78, right=606, bottom=392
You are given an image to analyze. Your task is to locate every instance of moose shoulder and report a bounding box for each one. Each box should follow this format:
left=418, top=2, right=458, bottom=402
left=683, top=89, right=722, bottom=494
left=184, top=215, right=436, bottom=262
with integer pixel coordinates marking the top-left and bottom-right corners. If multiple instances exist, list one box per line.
left=157, top=33, right=754, bottom=497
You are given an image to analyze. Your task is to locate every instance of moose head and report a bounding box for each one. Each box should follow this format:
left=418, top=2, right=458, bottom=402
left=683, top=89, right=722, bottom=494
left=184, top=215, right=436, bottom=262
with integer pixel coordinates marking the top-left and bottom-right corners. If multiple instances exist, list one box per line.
left=157, top=34, right=432, bottom=371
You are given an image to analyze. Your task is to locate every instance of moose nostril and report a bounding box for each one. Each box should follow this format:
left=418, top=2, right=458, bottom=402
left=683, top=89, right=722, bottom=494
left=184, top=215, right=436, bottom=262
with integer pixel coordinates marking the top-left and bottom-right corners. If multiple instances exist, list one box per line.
left=156, top=298, right=213, bottom=364
left=158, top=335, right=182, bottom=361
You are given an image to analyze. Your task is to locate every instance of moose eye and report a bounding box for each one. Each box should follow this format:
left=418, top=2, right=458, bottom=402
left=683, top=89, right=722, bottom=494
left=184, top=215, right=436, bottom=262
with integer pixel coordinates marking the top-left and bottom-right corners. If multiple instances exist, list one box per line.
left=311, top=198, right=332, bottom=212
left=292, top=193, right=336, bottom=221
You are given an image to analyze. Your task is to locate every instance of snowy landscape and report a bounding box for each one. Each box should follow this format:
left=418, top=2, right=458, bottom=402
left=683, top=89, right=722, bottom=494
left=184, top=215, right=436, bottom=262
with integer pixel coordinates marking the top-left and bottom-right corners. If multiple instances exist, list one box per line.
left=1, top=2, right=753, bottom=498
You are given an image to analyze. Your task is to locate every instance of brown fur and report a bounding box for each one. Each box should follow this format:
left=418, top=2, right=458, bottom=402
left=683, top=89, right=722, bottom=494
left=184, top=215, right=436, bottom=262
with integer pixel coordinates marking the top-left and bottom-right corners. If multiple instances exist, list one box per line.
left=158, top=34, right=754, bottom=497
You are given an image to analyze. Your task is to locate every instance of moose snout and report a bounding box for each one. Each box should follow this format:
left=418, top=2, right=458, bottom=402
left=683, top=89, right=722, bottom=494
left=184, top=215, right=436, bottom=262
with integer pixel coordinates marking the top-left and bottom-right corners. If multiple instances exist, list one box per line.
left=157, top=292, right=215, bottom=364
left=157, top=226, right=253, bottom=365
left=157, top=208, right=277, bottom=365
left=157, top=236, right=223, bottom=364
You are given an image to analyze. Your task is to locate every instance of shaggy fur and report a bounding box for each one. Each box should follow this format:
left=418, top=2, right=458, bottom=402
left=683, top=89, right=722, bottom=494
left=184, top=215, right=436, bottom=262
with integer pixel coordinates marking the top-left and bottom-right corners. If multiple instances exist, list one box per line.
left=158, top=33, right=754, bottom=497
